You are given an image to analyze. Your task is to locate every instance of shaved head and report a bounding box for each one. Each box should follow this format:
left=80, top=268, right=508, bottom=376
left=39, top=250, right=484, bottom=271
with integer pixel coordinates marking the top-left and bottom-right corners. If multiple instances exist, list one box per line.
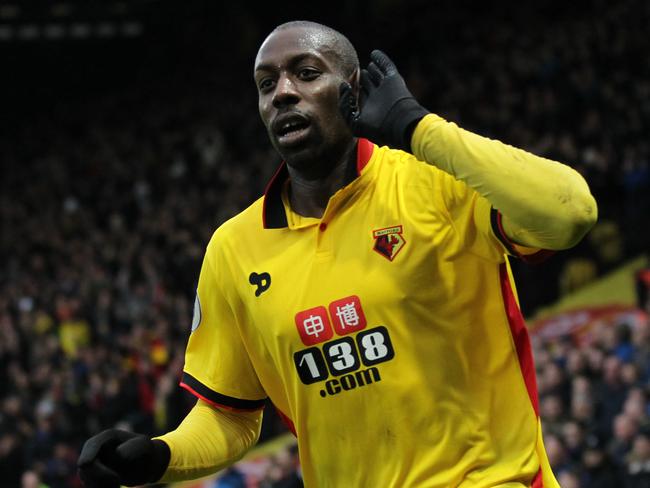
left=267, top=20, right=359, bottom=76
left=254, top=19, right=360, bottom=175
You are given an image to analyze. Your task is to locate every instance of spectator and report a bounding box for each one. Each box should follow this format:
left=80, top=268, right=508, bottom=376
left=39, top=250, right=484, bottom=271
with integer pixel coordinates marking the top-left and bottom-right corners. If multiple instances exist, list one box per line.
left=0, top=432, right=24, bottom=487
left=558, top=257, right=599, bottom=296
left=540, top=360, right=571, bottom=404
left=631, top=319, right=650, bottom=380
left=624, top=426, right=650, bottom=488
left=21, top=470, right=48, bottom=488
left=566, top=349, right=589, bottom=377
left=609, top=413, right=640, bottom=465
left=259, top=445, right=302, bottom=488
left=622, top=388, right=649, bottom=426
left=541, top=394, right=569, bottom=438
left=562, top=420, right=587, bottom=465
left=215, top=467, right=246, bottom=488
left=581, top=431, right=624, bottom=488
left=594, top=356, right=629, bottom=437
left=570, top=376, right=596, bottom=427
left=556, top=468, right=581, bottom=488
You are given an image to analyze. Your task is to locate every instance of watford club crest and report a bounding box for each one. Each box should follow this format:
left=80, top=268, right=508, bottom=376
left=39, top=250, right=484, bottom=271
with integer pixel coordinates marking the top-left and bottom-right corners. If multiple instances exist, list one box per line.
left=372, top=225, right=406, bottom=261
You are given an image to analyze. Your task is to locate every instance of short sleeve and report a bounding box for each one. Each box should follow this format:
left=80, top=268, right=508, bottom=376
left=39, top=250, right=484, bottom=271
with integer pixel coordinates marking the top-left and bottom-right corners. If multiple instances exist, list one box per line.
left=437, top=169, right=553, bottom=264
left=436, top=169, right=508, bottom=263
left=489, top=206, right=555, bottom=264
left=180, top=244, right=266, bottom=412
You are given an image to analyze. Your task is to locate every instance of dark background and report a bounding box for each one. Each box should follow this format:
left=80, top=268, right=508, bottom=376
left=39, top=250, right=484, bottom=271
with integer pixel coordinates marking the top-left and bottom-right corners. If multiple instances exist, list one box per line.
left=3, top=0, right=647, bottom=314
left=1, top=1, right=649, bottom=487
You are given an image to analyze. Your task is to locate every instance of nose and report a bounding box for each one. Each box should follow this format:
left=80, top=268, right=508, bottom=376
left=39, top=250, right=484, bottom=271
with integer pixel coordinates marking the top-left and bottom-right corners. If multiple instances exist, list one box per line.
left=272, top=74, right=300, bottom=108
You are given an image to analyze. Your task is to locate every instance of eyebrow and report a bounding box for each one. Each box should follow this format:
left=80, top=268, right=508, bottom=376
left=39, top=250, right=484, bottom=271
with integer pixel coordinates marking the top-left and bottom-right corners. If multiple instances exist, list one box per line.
left=254, top=52, right=322, bottom=74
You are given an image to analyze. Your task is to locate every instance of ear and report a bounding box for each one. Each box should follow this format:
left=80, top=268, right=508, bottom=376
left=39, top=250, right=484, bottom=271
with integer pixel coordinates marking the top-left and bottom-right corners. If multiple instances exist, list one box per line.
left=347, top=68, right=361, bottom=98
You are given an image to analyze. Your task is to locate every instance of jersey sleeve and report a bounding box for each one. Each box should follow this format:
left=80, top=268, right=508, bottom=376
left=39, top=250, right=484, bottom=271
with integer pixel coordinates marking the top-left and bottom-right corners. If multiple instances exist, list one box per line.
left=411, top=113, right=596, bottom=253
left=488, top=203, right=556, bottom=263
left=180, top=239, right=266, bottom=412
left=155, top=400, right=262, bottom=482
left=433, top=168, right=508, bottom=263
left=433, top=167, right=550, bottom=263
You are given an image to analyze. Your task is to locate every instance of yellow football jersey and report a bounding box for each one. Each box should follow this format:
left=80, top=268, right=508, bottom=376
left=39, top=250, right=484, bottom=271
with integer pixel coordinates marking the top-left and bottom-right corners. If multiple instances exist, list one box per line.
left=181, top=138, right=558, bottom=487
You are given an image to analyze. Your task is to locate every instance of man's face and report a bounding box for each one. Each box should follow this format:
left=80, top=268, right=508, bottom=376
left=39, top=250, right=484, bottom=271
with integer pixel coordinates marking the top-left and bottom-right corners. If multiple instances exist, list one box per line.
left=254, top=27, right=353, bottom=169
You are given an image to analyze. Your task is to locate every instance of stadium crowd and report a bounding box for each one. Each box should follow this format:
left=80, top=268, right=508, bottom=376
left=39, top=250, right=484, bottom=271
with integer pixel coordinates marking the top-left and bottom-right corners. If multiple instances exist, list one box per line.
left=1, top=0, right=649, bottom=486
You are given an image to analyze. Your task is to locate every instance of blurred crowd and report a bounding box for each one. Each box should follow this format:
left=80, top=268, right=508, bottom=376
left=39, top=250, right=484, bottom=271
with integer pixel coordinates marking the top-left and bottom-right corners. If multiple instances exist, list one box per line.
left=1, top=0, right=649, bottom=487
left=533, top=312, right=650, bottom=488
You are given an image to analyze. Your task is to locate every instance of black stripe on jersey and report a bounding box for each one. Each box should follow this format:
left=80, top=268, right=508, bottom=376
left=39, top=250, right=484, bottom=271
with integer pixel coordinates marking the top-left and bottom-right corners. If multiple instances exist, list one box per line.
left=261, top=139, right=371, bottom=229
left=181, top=372, right=266, bottom=410
left=262, top=163, right=289, bottom=229
left=490, top=207, right=556, bottom=264
left=490, top=207, right=517, bottom=255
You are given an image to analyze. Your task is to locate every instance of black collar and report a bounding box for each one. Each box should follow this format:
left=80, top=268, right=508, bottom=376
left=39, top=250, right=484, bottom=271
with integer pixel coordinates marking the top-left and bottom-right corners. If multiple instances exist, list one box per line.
left=261, top=138, right=374, bottom=229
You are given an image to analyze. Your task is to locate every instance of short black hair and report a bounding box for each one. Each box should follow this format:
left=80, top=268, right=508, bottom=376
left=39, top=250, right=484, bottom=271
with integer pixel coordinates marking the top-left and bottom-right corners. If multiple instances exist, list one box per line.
left=272, top=20, right=359, bottom=76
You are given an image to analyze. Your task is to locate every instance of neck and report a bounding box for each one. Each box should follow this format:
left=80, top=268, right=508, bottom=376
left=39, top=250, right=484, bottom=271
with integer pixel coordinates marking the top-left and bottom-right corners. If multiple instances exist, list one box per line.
left=287, top=140, right=357, bottom=218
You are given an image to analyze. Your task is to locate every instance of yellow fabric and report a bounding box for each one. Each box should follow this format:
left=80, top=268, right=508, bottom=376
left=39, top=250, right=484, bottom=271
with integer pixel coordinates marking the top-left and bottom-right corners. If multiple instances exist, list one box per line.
left=411, top=113, right=598, bottom=250
left=58, top=319, right=90, bottom=358
left=35, top=311, right=54, bottom=334
left=182, top=142, right=559, bottom=486
left=155, top=400, right=262, bottom=482
left=184, top=248, right=266, bottom=402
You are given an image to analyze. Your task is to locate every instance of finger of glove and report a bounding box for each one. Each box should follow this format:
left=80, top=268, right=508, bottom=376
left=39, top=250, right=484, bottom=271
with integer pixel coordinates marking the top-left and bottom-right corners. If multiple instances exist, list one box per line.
left=359, top=70, right=374, bottom=98
left=358, top=82, right=369, bottom=111
left=78, top=459, right=121, bottom=488
left=370, top=49, right=398, bottom=76
left=366, top=62, right=384, bottom=86
left=78, top=430, right=134, bottom=466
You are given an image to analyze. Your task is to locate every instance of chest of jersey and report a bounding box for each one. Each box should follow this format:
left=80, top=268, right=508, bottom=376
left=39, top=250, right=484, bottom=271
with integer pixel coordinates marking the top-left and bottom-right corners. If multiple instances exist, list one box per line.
left=206, top=153, right=542, bottom=486
left=228, top=184, right=503, bottom=408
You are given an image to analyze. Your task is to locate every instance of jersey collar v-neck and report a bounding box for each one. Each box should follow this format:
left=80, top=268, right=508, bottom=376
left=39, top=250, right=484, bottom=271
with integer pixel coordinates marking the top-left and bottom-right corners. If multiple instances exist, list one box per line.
left=261, top=138, right=375, bottom=229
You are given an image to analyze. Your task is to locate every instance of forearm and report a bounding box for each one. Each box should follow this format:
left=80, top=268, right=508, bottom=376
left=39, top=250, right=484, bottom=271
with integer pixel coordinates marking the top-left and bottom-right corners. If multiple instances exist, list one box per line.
left=411, top=114, right=598, bottom=249
left=154, top=399, right=262, bottom=483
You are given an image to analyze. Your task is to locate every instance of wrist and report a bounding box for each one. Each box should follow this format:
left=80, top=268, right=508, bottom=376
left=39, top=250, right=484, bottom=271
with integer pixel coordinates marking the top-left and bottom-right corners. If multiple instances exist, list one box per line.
left=148, top=439, right=171, bottom=482
left=409, top=113, right=447, bottom=165
left=403, top=113, right=428, bottom=153
left=390, top=99, right=429, bottom=152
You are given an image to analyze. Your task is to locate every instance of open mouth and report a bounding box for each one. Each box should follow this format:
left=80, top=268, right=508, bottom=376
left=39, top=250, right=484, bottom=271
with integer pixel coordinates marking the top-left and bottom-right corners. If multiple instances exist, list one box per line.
left=274, top=114, right=311, bottom=146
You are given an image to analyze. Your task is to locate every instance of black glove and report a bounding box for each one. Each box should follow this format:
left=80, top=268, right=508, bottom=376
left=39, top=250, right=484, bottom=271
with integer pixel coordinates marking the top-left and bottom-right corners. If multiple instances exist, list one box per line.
left=77, top=429, right=170, bottom=487
left=339, top=49, right=430, bottom=152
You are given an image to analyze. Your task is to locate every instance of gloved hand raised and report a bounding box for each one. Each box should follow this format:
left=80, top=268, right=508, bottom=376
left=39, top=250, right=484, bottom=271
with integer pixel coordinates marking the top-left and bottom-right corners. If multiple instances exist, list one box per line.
left=77, top=429, right=170, bottom=487
left=339, top=49, right=430, bottom=152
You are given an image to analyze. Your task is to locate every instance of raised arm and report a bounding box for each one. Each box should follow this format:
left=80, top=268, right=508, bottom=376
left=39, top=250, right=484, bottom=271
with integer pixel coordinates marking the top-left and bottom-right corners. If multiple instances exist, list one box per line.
left=340, top=50, right=597, bottom=250
left=410, top=113, right=597, bottom=250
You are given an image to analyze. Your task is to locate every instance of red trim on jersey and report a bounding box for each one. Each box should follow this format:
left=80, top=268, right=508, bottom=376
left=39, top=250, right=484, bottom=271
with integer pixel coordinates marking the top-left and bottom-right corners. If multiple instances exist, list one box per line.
left=492, top=209, right=555, bottom=264
left=531, top=467, right=544, bottom=488
left=274, top=406, right=297, bottom=437
left=356, top=138, right=374, bottom=173
left=179, top=381, right=265, bottom=413
left=499, top=263, right=539, bottom=415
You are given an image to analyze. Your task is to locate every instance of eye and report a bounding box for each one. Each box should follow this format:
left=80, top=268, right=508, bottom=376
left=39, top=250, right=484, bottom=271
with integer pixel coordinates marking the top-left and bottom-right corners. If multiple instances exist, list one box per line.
left=297, top=67, right=320, bottom=81
left=258, top=77, right=275, bottom=93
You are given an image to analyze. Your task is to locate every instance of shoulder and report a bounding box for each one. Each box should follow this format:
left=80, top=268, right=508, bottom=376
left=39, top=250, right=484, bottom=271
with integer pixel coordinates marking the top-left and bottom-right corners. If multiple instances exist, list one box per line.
left=205, top=196, right=266, bottom=258
left=372, top=144, right=447, bottom=190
